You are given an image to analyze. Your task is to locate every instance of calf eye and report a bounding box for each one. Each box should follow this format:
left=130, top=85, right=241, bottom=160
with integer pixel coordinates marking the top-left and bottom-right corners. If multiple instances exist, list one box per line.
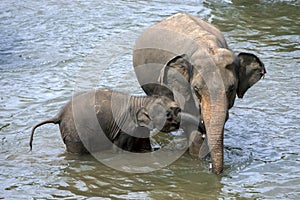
left=166, top=111, right=172, bottom=119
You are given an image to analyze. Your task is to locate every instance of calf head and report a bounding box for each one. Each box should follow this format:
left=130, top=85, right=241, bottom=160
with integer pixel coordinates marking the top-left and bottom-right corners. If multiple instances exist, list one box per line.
left=136, top=96, right=181, bottom=132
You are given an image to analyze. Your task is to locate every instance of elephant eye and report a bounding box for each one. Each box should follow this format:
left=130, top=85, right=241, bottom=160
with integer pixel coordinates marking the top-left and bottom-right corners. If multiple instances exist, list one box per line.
left=166, top=111, right=172, bottom=120
left=194, top=86, right=199, bottom=93
left=193, top=86, right=201, bottom=99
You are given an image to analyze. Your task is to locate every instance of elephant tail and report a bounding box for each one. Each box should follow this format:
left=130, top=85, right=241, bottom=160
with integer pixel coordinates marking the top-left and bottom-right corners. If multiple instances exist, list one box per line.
left=29, top=116, right=60, bottom=151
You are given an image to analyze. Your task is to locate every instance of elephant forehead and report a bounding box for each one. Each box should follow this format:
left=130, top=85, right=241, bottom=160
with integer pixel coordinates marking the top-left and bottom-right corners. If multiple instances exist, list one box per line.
left=192, top=71, right=227, bottom=92
left=192, top=48, right=235, bottom=69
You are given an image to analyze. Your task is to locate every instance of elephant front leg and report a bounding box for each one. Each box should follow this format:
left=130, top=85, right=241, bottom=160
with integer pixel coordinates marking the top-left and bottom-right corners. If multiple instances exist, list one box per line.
left=189, top=130, right=210, bottom=159
left=179, top=106, right=209, bottom=159
left=113, top=128, right=152, bottom=153
left=186, top=118, right=209, bottom=160
left=189, top=130, right=201, bottom=158
left=189, top=130, right=202, bottom=158
left=133, top=137, right=151, bottom=152
left=181, top=122, right=202, bottom=159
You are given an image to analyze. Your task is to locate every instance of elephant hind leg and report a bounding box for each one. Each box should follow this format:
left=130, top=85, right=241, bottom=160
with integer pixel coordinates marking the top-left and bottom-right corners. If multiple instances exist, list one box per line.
left=64, top=139, right=89, bottom=154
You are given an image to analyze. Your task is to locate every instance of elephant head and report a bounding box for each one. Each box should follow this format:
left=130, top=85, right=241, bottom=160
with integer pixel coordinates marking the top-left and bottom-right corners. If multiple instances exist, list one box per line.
left=159, top=51, right=266, bottom=174
left=135, top=96, right=181, bottom=133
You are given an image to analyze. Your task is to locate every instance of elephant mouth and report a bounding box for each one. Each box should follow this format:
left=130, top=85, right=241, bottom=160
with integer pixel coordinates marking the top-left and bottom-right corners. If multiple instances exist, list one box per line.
left=199, top=121, right=206, bottom=140
left=199, top=119, right=206, bottom=136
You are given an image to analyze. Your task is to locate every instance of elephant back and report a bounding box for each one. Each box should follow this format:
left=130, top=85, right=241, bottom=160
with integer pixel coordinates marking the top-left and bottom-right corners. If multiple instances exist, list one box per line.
left=133, top=13, right=230, bottom=96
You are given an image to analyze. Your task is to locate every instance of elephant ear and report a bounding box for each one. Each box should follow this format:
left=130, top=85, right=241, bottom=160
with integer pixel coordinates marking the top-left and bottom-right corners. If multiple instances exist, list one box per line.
left=237, top=52, right=266, bottom=98
left=159, top=54, right=193, bottom=84
left=135, top=107, right=153, bottom=129
left=158, top=54, right=193, bottom=107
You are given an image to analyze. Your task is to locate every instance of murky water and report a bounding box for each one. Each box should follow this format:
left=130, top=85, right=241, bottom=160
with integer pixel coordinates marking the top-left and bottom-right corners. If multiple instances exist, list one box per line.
left=1, top=0, right=299, bottom=199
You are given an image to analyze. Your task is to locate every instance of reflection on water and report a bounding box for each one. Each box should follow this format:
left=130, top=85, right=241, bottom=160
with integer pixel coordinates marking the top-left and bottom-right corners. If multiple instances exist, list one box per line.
left=0, top=0, right=299, bottom=199
left=53, top=153, right=222, bottom=199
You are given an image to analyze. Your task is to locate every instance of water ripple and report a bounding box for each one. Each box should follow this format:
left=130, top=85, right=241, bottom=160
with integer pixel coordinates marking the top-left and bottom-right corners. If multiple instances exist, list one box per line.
left=0, top=0, right=299, bottom=199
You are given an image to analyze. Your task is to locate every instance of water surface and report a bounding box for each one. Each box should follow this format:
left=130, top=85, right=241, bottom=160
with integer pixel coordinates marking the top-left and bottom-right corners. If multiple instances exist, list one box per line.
left=0, top=0, right=299, bottom=199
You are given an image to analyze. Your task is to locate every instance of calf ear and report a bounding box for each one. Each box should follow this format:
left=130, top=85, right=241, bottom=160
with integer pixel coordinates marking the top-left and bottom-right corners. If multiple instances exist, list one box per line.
left=237, top=53, right=266, bottom=98
left=136, top=107, right=153, bottom=129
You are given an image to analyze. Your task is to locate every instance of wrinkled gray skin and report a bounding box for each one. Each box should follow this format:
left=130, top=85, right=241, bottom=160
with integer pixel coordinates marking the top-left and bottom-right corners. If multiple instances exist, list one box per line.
left=30, top=89, right=184, bottom=154
left=133, top=13, right=266, bottom=174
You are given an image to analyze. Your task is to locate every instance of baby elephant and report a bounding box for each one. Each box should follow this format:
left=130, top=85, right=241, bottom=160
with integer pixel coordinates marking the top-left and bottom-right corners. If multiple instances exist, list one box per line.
left=30, top=89, right=181, bottom=154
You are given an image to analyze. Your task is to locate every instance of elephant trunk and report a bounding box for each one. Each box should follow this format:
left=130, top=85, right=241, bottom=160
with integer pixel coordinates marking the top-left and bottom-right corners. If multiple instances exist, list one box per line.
left=201, top=95, right=227, bottom=174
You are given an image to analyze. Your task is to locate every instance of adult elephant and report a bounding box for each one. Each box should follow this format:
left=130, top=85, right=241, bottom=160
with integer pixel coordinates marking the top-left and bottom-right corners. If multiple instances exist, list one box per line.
left=133, top=13, right=266, bottom=174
